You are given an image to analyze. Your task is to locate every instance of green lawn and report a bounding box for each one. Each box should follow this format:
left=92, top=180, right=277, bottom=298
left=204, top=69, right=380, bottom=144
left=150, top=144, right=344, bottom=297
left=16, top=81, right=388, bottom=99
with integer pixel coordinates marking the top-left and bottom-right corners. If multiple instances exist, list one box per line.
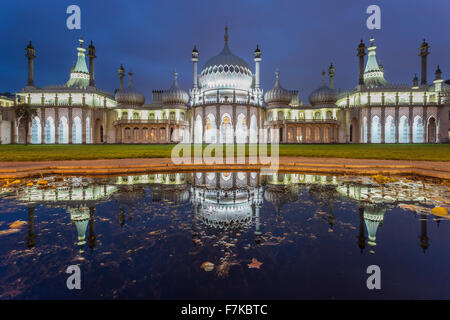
left=0, top=144, right=449, bottom=162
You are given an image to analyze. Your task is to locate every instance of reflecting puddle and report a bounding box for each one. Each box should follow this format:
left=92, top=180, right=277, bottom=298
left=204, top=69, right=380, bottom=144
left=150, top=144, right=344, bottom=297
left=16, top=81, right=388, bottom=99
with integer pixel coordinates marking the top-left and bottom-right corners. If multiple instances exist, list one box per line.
left=0, top=172, right=449, bottom=299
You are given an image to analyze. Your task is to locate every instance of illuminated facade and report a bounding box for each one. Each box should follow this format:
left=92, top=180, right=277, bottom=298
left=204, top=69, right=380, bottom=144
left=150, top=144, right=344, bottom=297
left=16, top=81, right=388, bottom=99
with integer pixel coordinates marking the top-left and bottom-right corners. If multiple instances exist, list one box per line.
left=1, top=31, right=449, bottom=144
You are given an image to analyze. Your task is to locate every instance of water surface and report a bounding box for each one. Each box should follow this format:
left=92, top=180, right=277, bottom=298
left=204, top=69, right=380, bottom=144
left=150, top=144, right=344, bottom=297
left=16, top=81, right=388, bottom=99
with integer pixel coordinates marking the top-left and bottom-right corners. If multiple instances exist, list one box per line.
left=0, top=172, right=449, bottom=299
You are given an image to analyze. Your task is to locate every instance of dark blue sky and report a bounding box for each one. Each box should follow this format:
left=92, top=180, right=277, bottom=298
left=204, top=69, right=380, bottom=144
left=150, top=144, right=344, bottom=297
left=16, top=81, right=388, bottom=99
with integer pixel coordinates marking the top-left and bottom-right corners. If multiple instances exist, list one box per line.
left=2, top=0, right=449, bottom=102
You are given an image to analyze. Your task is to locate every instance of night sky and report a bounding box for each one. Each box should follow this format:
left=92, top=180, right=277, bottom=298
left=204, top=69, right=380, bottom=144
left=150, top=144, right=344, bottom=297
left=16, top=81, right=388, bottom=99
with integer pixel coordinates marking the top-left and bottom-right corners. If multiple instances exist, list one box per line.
left=2, top=0, right=449, bottom=102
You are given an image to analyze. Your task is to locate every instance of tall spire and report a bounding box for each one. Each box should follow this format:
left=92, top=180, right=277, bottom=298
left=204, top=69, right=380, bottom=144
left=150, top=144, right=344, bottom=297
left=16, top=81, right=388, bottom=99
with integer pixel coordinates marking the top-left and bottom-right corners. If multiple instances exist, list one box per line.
left=224, top=24, right=229, bottom=44
left=321, top=70, right=326, bottom=85
left=128, top=71, right=133, bottom=86
left=363, top=36, right=387, bottom=88
left=65, top=38, right=90, bottom=88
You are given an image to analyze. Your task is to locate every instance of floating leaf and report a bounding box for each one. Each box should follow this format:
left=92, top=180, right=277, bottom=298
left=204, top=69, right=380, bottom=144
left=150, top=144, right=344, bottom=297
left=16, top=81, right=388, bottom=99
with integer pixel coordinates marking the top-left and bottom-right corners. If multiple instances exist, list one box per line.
left=431, top=207, right=449, bottom=218
left=9, top=220, right=27, bottom=229
left=200, top=261, right=214, bottom=272
left=247, top=258, right=263, bottom=269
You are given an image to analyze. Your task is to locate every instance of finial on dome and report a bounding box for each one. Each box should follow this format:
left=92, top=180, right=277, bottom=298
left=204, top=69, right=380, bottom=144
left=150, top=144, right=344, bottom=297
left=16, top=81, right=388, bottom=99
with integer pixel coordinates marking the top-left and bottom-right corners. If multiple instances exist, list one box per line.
left=321, top=70, right=326, bottom=84
left=128, top=71, right=133, bottom=86
left=79, top=37, right=84, bottom=47
left=224, top=24, right=229, bottom=44
left=370, top=36, right=374, bottom=46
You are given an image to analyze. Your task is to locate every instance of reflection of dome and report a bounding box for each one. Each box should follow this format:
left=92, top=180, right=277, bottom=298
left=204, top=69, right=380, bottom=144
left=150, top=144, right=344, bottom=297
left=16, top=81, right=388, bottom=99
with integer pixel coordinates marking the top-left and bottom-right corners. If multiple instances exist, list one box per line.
left=199, top=27, right=252, bottom=91
left=69, top=206, right=90, bottom=247
left=115, top=72, right=145, bottom=106
left=264, top=71, right=292, bottom=105
left=162, top=71, right=189, bottom=105
left=363, top=205, right=386, bottom=254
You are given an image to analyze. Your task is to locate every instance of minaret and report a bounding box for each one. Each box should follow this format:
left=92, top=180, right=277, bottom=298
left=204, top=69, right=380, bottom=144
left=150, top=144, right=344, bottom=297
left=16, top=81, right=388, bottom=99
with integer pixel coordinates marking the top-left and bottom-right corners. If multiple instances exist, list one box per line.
left=357, top=39, right=366, bottom=87
left=25, top=40, right=36, bottom=87
left=328, top=62, right=335, bottom=89
left=419, top=39, right=430, bottom=86
left=26, top=206, right=36, bottom=249
left=433, top=65, right=443, bottom=92
left=118, top=64, right=125, bottom=90
left=412, top=73, right=419, bottom=88
left=87, top=40, right=96, bottom=87
left=88, top=207, right=96, bottom=251
left=191, top=45, right=199, bottom=89
left=254, top=44, right=261, bottom=89
left=357, top=207, right=366, bottom=253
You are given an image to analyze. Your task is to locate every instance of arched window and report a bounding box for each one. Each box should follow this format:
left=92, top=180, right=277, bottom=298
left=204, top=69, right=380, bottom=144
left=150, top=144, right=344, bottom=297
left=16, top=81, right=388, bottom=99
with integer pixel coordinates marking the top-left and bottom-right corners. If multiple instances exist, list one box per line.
left=133, top=128, right=140, bottom=141
left=315, top=111, right=321, bottom=120
left=160, top=127, right=166, bottom=142
left=170, top=112, right=175, bottom=120
left=142, top=128, right=149, bottom=140
left=122, top=112, right=128, bottom=120
left=371, top=116, right=381, bottom=143
left=133, top=112, right=139, bottom=120
left=72, top=117, right=82, bottom=144
left=385, top=116, right=395, bottom=143
left=125, top=127, right=131, bottom=141
left=277, top=110, right=284, bottom=120
left=413, top=116, right=423, bottom=143
left=399, top=116, right=409, bottom=143
left=58, top=117, right=68, bottom=144
left=45, top=117, right=55, bottom=144
left=180, top=112, right=185, bottom=121
left=298, top=112, right=305, bottom=119
left=31, top=117, right=41, bottom=144
left=149, top=113, right=155, bottom=120
left=268, top=112, right=273, bottom=121
left=326, top=111, right=333, bottom=119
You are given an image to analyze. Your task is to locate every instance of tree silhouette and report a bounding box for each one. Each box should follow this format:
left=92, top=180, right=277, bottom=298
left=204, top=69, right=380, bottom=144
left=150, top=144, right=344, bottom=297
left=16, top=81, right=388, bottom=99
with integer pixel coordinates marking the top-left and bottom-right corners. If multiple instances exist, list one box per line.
left=15, top=103, right=37, bottom=145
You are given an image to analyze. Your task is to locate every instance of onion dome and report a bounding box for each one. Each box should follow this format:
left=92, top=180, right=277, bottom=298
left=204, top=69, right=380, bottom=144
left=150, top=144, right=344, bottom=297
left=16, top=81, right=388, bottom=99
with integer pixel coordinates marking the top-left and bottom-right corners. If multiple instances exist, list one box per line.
left=264, top=71, right=292, bottom=105
left=363, top=37, right=388, bottom=88
left=65, top=38, right=90, bottom=89
left=162, top=71, right=189, bottom=105
left=309, top=71, right=338, bottom=107
left=115, top=71, right=145, bottom=106
left=199, top=26, right=253, bottom=90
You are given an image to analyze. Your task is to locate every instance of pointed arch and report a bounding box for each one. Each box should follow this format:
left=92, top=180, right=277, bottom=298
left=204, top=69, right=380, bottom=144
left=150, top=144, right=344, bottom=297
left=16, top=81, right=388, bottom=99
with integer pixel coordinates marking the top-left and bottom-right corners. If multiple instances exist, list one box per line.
left=31, top=117, right=41, bottom=144
left=371, top=115, right=381, bottom=143
left=45, top=117, right=55, bottom=144
left=58, top=116, right=68, bottom=144
left=72, top=116, right=82, bottom=144
left=399, top=115, right=409, bottom=143
left=385, top=115, right=395, bottom=143
left=413, top=115, right=423, bottom=143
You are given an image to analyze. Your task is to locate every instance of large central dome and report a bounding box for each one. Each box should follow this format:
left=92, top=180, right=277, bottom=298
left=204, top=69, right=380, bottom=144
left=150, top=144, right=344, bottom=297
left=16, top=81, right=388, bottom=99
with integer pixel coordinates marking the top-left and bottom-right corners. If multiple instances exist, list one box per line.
left=199, top=26, right=253, bottom=91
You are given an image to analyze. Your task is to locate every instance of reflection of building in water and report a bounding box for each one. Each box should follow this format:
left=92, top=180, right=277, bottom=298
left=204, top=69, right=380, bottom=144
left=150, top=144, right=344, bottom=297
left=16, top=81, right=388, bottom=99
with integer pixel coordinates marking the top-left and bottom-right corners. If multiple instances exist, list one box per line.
left=68, top=206, right=90, bottom=253
left=190, top=172, right=263, bottom=239
left=363, top=205, right=386, bottom=254
left=11, top=172, right=444, bottom=254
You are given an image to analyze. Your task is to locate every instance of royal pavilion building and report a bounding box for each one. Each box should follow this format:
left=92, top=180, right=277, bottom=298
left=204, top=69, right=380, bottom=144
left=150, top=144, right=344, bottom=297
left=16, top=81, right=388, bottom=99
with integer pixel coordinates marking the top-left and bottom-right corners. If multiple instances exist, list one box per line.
left=0, top=27, right=449, bottom=145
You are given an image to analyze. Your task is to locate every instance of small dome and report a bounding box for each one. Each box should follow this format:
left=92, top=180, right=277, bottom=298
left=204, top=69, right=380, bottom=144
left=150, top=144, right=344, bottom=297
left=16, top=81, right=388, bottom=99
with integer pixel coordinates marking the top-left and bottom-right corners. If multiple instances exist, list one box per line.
left=264, top=71, right=292, bottom=105
left=115, top=72, right=145, bottom=106
left=309, top=72, right=338, bottom=107
left=162, top=71, right=189, bottom=105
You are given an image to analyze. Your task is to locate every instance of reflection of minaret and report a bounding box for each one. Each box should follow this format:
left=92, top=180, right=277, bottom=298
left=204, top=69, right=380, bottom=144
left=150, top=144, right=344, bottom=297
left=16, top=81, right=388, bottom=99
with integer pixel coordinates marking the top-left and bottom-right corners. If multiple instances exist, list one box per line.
left=26, top=206, right=36, bottom=249
left=363, top=205, right=385, bottom=254
left=119, top=204, right=125, bottom=227
left=69, top=207, right=90, bottom=253
left=88, top=207, right=96, bottom=251
left=253, top=203, right=262, bottom=244
left=191, top=203, right=200, bottom=245
left=327, top=204, right=335, bottom=230
left=418, top=213, right=429, bottom=253
left=357, top=207, right=366, bottom=253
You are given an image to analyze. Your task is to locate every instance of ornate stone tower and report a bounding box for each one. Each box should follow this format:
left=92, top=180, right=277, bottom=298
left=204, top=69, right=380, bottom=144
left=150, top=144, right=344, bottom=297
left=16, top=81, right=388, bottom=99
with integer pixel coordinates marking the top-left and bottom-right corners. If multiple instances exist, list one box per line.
left=419, top=39, right=430, bottom=86
left=25, top=40, right=36, bottom=87
left=357, top=40, right=366, bottom=87
left=87, top=40, right=96, bottom=87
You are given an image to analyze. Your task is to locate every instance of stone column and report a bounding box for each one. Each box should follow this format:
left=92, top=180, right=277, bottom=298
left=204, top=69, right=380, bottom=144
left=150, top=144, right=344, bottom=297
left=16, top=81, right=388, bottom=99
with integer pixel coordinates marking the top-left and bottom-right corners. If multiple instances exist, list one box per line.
left=394, top=106, right=399, bottom=143
left=40, top=107, right=45, bottom=144
left=232, top=106, right=236, bottom=144
left=408, top=106, right=413, bottom=143
left=367, top=107, right=372, bottom=143
left=68, top=107, right=73, bottom=144
left=246, top=105, right=250, bottom=143
left=82, top=108, right=86, bottom=144
left=381, top=106, right=385, bottom=143
left=422, top=107, right=427, bottom=143
left=215, top=105, right=220, bottom=143
left=55, top=108, right=59, bottom=144
left=202, top=106, right=206, bottom=144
